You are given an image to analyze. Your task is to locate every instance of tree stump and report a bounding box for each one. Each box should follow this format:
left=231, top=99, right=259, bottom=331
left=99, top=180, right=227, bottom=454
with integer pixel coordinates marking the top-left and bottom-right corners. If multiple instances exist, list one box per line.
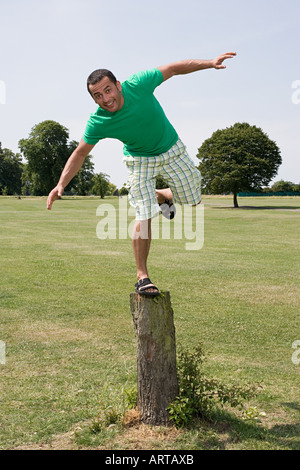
left=130, top=291, right=178, bottom=426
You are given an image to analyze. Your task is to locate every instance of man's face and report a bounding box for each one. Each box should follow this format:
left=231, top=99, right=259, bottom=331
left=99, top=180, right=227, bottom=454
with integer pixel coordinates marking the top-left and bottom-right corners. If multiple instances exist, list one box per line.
left=89, top=77, right=124, bottom=112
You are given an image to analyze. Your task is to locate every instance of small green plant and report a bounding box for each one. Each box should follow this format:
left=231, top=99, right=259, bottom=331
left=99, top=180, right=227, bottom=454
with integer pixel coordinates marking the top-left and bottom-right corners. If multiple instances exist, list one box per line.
left=167, top=344, right=258, bottom=428
left=89, top=387, right=138, bottom=435
left=242, top=406, right=266, bottom=423
left=90, top=406, right=120, bottom=434
left=124, top=386, right=137, bottom=409
left=167, top=396, right=193, bottom=428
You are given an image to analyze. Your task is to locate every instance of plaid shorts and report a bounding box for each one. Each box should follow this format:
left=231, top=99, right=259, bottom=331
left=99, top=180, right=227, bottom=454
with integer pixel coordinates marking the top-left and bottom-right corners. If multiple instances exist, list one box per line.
left=123, top=139, right=201, bottom=221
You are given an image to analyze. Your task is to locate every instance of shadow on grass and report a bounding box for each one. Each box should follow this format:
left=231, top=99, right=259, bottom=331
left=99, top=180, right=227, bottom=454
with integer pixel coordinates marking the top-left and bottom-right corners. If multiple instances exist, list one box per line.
left=183, top=407, right=300, bottom=450
left=239, top=206, right=300, bottom=211
left=205, top=204, right=300, bottom=211
left=73, top=405, right=299, bottom=450
left=281, top=402, right=300, bottom=412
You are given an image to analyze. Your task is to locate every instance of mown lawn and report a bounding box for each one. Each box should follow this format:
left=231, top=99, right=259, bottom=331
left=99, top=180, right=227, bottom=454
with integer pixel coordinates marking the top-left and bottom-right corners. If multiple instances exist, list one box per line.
left=0, top=195, right=299, bottom=450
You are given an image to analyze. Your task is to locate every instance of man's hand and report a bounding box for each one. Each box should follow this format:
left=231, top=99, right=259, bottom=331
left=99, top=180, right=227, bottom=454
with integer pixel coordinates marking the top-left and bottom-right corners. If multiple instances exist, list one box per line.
left=158, top=52, right=237, bottom=81
left=47, top=184, right=64, bottom=210
left=212, top=52, right=237, bottom=69
left=46, top=139, right=95, bottom=211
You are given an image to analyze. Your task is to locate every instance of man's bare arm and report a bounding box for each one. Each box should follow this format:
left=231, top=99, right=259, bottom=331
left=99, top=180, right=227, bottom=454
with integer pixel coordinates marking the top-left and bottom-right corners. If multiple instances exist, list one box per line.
left=47, top=138, right=94, bottom=210
left=158, top=52, right=237, bottom=82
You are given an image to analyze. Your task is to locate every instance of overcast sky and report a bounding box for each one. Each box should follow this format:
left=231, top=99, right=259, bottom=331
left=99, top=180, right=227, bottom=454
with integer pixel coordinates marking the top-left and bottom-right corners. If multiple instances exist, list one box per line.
left=1, top=0, right=299, bottom=188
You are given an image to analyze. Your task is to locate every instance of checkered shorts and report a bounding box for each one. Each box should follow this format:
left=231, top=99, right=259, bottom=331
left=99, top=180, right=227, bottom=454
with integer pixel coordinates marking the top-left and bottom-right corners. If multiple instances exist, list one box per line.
left=123, top=139, right=201, bottom=220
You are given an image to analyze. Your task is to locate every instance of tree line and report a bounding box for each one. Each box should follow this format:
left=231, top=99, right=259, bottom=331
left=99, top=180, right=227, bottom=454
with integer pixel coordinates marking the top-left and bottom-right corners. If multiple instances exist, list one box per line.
left=0, top=120, right=119, bottom=198
left=1, top=120, right=299, bottom=207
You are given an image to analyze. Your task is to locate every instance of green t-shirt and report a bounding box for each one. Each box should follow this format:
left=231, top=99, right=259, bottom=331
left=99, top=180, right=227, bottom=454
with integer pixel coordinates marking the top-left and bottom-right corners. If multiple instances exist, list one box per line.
left=83, top=68, right=178, bottom=157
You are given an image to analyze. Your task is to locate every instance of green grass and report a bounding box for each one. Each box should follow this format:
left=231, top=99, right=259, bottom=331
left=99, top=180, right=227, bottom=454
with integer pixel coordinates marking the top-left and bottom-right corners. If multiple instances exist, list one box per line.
left=0, top=195, right=299, bottom=450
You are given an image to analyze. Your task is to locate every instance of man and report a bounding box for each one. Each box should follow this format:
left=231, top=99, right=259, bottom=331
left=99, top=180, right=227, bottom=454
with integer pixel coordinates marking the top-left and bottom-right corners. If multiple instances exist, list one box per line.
left=47, top=52, right=236, bottom=296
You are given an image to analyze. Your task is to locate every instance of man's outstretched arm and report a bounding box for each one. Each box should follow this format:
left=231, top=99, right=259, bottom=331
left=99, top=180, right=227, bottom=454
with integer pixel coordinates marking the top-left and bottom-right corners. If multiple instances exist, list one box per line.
left=47, top=138, right=94, bottom=210
left=158, top=52, right=236, bottom=81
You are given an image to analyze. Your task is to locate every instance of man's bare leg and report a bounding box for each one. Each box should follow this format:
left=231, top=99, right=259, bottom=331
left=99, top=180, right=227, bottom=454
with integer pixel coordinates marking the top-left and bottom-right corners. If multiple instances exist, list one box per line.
left=132, top=219, right=157, bottom=294
left=132, top=189, right=174, bottom=293
left=156, top=187, right=173, bottom=204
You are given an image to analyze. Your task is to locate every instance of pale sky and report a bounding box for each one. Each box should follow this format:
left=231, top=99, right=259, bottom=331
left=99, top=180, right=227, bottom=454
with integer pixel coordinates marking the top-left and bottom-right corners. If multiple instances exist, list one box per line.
left=1, top=0, right=299, bottom=188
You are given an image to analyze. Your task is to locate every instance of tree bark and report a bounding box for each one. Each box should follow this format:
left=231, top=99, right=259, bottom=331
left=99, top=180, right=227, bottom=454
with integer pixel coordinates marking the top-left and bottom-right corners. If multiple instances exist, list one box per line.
left=130, top=292, right=179, bottom=426
left=233, top=192, right=239, bottom=208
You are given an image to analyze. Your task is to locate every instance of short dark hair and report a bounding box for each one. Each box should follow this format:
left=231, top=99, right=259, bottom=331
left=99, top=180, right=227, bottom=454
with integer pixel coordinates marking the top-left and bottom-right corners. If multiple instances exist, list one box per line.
left=87, top=69, right=117, bottom=95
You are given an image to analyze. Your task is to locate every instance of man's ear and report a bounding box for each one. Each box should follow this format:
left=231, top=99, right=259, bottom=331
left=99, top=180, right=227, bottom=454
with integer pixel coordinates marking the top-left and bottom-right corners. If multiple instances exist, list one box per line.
left=116, top=81, right=122, bottom=92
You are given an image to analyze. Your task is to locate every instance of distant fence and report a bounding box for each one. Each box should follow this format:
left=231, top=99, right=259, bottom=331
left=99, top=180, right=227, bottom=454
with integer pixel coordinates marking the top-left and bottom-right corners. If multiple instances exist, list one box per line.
left=238, top=192, right=300, bottom=197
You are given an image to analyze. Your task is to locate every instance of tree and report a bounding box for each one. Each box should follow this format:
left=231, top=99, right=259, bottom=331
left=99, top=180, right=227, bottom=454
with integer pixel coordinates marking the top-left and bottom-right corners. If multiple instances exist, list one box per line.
left=19, top=121, right=94, bottom=196
left=67, top=149, right=94, bottom=195
left=106, top=182, right=118, bottom=196
left=197, top=123, right=282, bottom=207
left=21, top=163, right=32, bottom=195
left=91, top=172, right=110, bottom=198
left=155, top=175, right=168, bottom=189
left=0, top=143, right=23, bottom=195
left=271, top=180, right=298, bottom=193
left=119, top=185, right=129, bottom=196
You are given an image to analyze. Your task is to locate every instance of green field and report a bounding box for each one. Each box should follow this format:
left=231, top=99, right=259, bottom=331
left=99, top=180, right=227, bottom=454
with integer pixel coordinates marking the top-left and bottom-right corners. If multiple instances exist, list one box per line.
left=0, top=195, right=299, bottom=450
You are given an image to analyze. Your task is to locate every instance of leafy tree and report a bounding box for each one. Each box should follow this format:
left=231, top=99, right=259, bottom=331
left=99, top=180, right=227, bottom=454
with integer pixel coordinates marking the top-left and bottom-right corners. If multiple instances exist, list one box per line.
left=197, top=122, right=282, bottom=207
left=119, top=185, right=129, bottom=196
left=292, top=183, right=300, bottom=192
left=0, top=143, right=23, bottom=195
left=91, top=172, right=110, bottom=198
left=106, top=182, right=118, bottom=196
left=67, top=148, right=94, bottom=195
left=19, top=121, right=69, bottom=195
left=19, top=121, right=94, bottom=196
left=271, top=180, right=299, bottom=193
left=155, top=174, right=168, bottom=189
left=21, top=163, right=32, bottom=195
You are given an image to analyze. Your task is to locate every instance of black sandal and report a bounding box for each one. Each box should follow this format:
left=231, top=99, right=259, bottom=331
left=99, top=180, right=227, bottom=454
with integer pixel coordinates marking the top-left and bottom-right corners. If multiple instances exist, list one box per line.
left=159, top=199, right=176, bottom=220
left=135, top=278, right=160, bottom=297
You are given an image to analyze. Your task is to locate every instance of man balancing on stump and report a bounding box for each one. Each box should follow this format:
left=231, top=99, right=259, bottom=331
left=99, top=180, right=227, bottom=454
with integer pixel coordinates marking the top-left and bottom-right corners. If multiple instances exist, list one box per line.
left=47, top=52, right=236, bottom=296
